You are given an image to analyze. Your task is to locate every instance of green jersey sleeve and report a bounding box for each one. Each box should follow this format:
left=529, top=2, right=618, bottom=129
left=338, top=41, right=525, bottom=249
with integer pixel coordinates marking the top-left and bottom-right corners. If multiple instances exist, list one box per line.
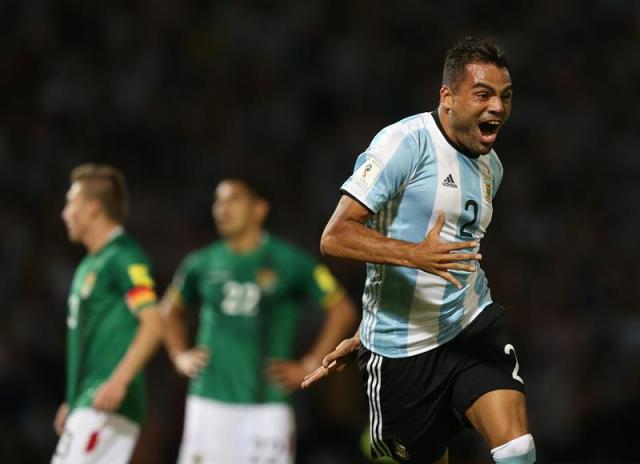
left=169, top=252, right=201, bottom=307
left=292, top=250, right=345, bottom=309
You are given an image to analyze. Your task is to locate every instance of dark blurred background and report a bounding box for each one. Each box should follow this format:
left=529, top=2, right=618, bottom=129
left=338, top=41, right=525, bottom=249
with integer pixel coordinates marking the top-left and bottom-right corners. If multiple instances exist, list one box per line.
left=2, top=0, right=640, bottom=462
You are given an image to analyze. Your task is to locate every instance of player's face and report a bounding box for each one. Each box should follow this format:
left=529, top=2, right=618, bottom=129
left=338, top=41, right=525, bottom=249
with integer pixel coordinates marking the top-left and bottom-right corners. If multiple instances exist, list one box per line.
left=212, top=180, right=265, bottom=239
left=61, top=182, right=96, bottom=243
left=443, top=62, right=512, bottom=155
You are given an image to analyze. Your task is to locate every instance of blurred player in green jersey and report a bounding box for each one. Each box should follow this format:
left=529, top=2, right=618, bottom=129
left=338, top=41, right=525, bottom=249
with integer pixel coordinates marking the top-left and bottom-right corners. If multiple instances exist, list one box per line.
left=51, top=164, right=163, bottom=464
left=161, top=177, right=358, bottom=464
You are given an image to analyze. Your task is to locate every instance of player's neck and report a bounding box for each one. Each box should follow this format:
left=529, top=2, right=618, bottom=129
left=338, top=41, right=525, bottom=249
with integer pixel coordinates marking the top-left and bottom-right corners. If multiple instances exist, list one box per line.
left=436, top=106, right=461, bottom=147
left=225, top=229, right=263, bottom=254
left=84, top=220, right=122, bottom=254
left=435, top=107, right=478, bottom=159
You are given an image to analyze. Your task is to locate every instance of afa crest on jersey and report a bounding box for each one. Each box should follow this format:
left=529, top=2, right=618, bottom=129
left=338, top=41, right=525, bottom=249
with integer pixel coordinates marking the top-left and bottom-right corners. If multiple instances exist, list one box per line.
left=483, top=180, right=492, bottom=202
left=480, top=165, right=493, bottom=202
left=80, top=272, right=96, bottom=298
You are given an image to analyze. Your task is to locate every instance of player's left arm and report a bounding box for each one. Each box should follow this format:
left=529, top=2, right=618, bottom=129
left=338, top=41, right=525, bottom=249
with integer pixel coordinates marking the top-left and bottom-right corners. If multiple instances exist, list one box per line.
left=267, top=266, right=358, bottom=393
left=93, top=262, right=163, bottom=412
left=93, top=307, right=163, bottom=411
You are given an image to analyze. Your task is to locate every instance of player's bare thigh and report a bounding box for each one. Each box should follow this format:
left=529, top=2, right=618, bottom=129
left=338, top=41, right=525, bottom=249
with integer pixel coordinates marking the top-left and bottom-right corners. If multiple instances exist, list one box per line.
left=464, top=389, right=529, bottom=449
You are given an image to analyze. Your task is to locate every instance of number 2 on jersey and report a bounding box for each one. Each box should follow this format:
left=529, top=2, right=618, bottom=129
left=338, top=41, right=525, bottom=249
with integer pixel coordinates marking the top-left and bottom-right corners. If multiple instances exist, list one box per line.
left=504, top=343, right=524, bottom=384
left=459, top=199, right=478, bottom=238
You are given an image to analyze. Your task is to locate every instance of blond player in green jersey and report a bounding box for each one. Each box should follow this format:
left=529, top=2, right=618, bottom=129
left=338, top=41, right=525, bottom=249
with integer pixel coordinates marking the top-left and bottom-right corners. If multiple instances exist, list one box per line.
left=161, top=177, right=358, bottom=464
left=51, top=164, right=163, bottom=464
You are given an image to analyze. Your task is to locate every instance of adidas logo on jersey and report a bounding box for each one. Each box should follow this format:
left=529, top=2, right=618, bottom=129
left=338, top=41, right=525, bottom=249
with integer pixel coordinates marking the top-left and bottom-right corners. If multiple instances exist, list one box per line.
left=442, top=174, right=458, bottom=189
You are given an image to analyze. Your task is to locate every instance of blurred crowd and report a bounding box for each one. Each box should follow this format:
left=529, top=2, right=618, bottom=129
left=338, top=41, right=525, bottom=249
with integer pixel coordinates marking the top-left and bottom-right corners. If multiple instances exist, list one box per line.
left=2, top=0, right=640, bottom=462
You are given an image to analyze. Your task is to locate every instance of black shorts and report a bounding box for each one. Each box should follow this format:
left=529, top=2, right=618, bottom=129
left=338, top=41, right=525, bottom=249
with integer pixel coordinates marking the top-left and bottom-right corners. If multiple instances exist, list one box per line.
left=358, top=303, right=526, bottom=463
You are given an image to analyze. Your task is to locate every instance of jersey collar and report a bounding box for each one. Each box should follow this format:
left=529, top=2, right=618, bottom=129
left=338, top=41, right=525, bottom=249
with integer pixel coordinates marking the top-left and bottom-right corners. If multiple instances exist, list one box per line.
left=430, top=111, right=480, bottom=160
left=223, top=231, right=270, bottom=256
left=106, top=226, right=125, bottom=242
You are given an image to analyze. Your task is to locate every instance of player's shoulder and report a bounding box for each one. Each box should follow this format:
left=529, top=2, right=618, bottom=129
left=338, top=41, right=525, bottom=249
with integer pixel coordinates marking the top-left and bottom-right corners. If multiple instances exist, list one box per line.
left=110, top=232, right=151, bottom=264
left=182, top=241, right=224, bottom=265
left=368, top=112, right=436, bottom=161
left=265, top=234, right=305, bottom=255
left=395, top=112, right=432, bottom=131
left=374, top=112, right=430, bottom=141
left=99, top=234, right=155, bottom=283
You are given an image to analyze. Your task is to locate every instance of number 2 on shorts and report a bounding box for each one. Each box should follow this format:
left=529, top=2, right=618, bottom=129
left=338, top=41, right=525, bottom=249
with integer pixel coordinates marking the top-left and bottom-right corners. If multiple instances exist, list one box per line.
left=504, top=344, right=524, bottom=384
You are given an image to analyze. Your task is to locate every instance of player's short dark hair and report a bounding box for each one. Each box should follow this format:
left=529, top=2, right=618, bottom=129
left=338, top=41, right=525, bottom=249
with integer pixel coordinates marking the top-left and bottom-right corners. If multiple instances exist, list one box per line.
left=442, top=36, right=509, bottom=87
left=218, top=175, right=272, bottom=204
left=70, top=163, right=129, bottom=222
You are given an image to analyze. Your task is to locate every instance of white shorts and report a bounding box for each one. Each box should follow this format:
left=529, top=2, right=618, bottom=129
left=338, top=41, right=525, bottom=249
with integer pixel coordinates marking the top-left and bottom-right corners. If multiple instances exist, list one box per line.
left=178, top=396, right=295, bottom=464
left=51, top=408, right=140, bottom=464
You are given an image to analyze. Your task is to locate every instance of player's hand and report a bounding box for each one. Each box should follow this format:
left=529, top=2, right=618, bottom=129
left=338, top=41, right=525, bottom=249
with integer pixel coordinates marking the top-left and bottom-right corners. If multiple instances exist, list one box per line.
left=93, top=377, right=128, bottom=412
left=266, top=358, right=315, bottom=393
left=414, top=211, right=482, bottom=289
left=53, top=402, right=69, bottom=436
left=173, top=347, right=210, bottom=378
left=301, top=336, right=361, bottom=389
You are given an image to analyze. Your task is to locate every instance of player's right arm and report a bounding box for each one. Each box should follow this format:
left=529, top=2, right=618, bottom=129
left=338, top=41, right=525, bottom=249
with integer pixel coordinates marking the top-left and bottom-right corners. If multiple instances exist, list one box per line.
left=160, top=287, right=209, bottom=378
left=320, top=195, right=481, bottom=289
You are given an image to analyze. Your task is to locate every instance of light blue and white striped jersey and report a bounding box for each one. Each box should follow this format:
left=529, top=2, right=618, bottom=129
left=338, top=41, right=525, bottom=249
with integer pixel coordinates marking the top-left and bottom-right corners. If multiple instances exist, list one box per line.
left=341, top=111, right=503, bottom=358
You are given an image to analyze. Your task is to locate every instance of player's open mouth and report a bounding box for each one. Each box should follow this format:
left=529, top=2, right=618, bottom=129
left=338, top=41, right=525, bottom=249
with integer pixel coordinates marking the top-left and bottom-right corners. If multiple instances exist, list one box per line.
left=478, top=120, right=500, bottom=144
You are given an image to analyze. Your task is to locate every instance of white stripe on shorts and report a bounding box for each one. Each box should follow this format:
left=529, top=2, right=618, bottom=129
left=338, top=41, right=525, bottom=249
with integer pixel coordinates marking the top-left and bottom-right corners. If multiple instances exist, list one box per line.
left=366, top=353, right=392, bottom=458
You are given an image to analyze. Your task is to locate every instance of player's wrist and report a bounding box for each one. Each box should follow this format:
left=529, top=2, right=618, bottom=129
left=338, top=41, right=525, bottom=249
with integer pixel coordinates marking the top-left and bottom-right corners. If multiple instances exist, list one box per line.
left=403, top=242, right=421, bottom=269
left=170, top=348, right=189, bottom=364
left=109, top=370, right=133, bottom=388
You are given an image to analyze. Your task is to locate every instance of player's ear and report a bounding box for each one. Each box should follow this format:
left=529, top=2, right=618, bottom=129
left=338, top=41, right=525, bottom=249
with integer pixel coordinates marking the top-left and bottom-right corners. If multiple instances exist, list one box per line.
left=88, top=197, right=103, bottom=218
left=440, top=85, right=454, bottom=112
left=255, top=198, right=270, bottom=223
